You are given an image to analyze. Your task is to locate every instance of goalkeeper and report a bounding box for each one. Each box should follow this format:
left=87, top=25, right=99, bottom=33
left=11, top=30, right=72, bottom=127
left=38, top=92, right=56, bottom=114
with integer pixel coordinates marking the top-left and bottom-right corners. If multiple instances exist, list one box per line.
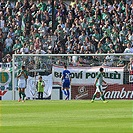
left=91, top=67, right=108, bottom=103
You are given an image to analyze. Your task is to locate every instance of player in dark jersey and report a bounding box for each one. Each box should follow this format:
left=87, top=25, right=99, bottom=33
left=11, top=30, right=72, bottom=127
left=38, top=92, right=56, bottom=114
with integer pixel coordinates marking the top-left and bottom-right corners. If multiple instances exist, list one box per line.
left=61, top=65, right=71, bottom=100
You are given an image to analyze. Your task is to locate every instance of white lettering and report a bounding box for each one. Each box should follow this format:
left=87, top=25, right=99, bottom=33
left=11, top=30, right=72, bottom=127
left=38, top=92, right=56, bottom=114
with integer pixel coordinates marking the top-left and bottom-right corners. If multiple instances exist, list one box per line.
left=126, top=91, right=131, bottom=98
left=95, top=88, right=133, bottom=99
left=120, top=88, right=126, bottom=98
left=130, top=91, right=133, bottom=98
left=104, top=91, right=111, bottom=99
left=110, top=91, right=120, bottom=99
left=104, top=88, right=133, bottom=99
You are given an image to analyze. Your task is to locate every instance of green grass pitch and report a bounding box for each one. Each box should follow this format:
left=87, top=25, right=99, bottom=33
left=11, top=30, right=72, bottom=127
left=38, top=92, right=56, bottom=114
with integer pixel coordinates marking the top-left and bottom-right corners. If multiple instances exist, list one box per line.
left=0, top=100, right=132, bottom=133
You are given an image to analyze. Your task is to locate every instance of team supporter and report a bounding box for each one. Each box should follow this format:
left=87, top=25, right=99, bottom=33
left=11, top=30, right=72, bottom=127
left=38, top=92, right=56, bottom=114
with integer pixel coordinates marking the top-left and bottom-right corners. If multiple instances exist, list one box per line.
left=0, top=0, right=132, bottom=67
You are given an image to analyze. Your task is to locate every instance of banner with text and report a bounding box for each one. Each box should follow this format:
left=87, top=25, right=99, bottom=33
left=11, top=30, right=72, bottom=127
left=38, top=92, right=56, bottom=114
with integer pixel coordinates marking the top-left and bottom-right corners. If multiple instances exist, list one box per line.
left=71, top=84, right=133, bottom=100
left=52, top=65, right=124, bottom=85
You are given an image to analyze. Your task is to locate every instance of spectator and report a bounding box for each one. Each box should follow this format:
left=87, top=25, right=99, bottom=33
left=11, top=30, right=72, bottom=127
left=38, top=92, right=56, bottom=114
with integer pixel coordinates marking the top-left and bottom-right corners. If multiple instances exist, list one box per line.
left=13, top=39, right=22, bottom=54
left=0, top=0, right=132, bottom=66
left=117, top=56, right=125, bottom=67
left=102, top=59, right=109, bottom=66
left=128, top=57, right=133, bottom=74
left=4, top=34, right=13, bottom=54
left=20, top=43, right=29, bottom=54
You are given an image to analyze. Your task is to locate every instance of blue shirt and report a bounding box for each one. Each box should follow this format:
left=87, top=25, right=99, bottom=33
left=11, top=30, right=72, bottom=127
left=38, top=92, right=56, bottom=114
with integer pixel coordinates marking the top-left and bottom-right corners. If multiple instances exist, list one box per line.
left=62, top=70, right=71, bottom=82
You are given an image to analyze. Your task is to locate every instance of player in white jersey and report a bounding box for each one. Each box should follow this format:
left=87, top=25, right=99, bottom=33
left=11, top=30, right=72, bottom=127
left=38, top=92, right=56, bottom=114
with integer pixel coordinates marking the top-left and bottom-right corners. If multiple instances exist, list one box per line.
left=91, top=67, right=108, bottom=103
left=17, top=65, right=28, bottom=102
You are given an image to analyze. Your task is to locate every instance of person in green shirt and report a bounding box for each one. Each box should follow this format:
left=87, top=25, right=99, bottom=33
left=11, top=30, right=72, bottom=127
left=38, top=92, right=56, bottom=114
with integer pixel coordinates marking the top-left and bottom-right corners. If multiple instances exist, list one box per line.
left=91, top=67, right=108, bottom=103
left=117, top=56, right=125, bottom=67
left=13, top=39, right=23, bottom=53
left=37, top=76, right=45, bottom=100
left=37, top=0, right=46, bottom=11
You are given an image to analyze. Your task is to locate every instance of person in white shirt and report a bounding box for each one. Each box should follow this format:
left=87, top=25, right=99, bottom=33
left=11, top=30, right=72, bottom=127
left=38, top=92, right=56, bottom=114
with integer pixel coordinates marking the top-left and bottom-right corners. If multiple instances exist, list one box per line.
left=20, top=43, right=29, bottom=54
left=4, top=34, right=13, bottom=52
left=17, top=65, right=28, bottom=102
left=0, top=16, right=5, bottom=28
left=124, top=43, right=133, bottom=59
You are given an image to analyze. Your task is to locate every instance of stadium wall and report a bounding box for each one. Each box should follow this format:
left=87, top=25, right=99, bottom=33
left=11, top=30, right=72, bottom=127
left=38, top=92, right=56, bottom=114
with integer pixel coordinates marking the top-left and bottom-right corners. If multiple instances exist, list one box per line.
left=0, top=61, right=133, bottom=100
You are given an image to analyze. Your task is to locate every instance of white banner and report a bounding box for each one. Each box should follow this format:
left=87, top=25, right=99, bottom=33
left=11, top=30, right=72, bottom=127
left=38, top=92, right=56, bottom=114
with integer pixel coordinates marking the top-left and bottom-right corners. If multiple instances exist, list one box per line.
left=0, top=63, right=12, bottom=69
left=26, top=74, right=52, bottom=99
left=52, top=66, right=124, bottom=86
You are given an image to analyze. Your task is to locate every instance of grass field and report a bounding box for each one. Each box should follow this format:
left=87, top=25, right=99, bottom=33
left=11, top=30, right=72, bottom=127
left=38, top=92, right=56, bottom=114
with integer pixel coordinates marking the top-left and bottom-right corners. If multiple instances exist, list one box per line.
left=0, top=100, right=132, bottom=133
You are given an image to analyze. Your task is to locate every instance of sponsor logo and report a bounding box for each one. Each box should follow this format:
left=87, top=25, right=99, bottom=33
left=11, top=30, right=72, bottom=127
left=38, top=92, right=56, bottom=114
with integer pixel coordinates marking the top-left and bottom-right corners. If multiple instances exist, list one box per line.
left=72, top=85, right=133, bottom=99
left=0, top=71, right=11, bottom=86
left=75, top=86, right=88, bottom=99
left=104, top=88, right=133, bottom=99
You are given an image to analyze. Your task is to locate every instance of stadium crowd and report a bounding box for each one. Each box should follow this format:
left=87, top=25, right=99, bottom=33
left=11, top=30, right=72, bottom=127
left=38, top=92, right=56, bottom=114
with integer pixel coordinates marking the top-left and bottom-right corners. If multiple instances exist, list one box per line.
left=0, top=0, right=133, bottom=66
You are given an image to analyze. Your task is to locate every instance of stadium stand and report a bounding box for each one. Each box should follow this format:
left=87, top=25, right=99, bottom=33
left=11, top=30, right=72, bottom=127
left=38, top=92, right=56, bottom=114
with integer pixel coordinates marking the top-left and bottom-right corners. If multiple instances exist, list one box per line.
left=0, top=0, right=132, bottom=67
